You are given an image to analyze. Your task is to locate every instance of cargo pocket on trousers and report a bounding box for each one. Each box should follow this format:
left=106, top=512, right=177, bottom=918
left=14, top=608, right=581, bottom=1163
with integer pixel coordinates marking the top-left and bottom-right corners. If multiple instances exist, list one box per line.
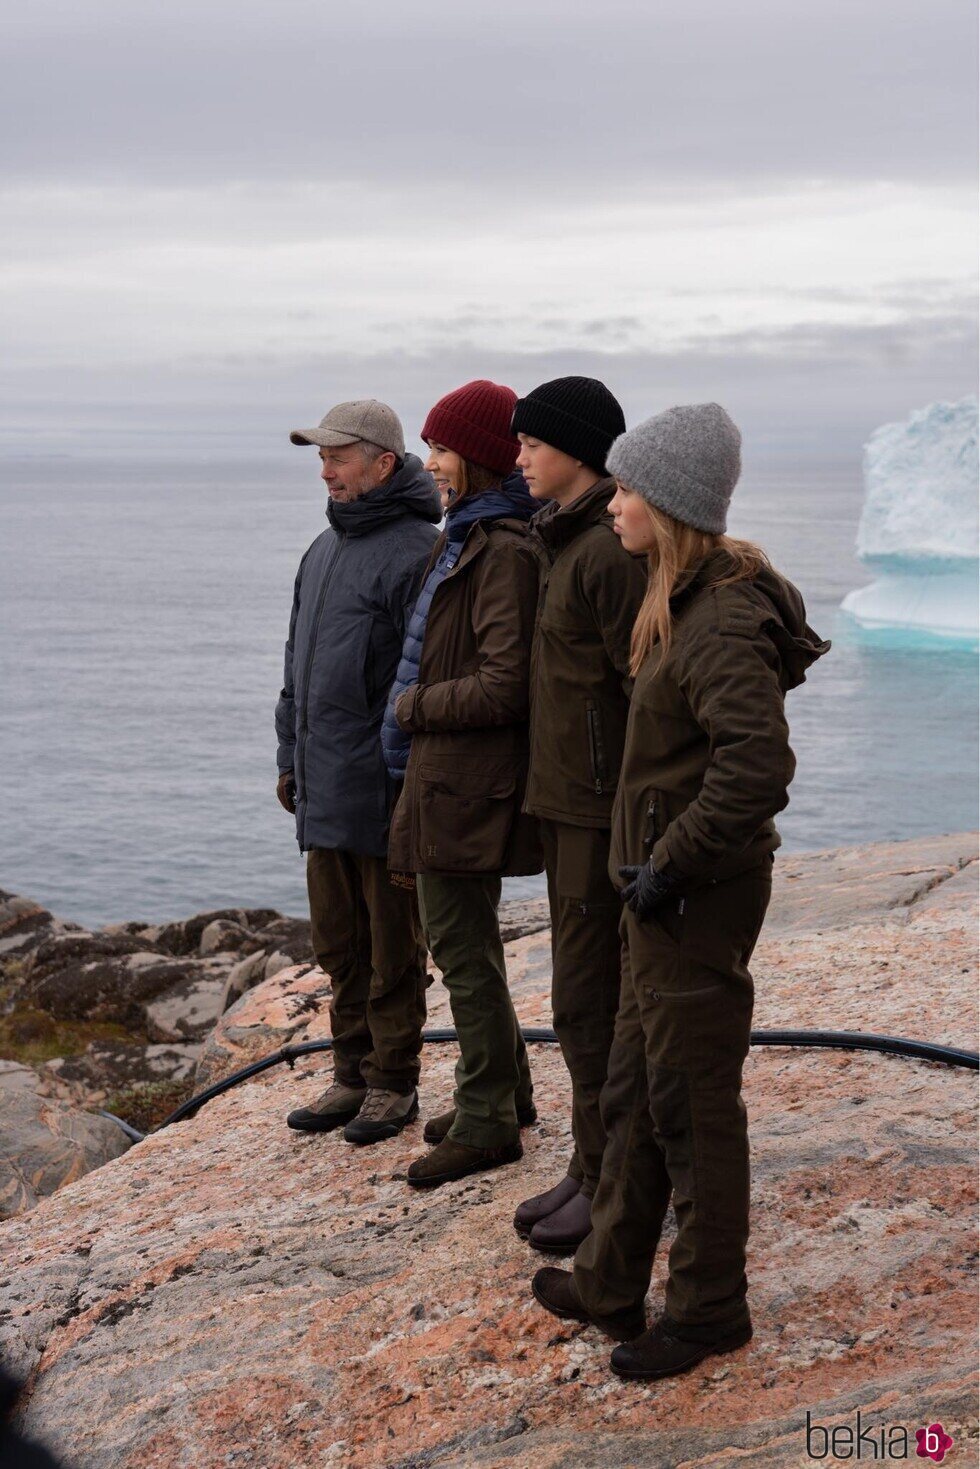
left=648, top=1065, right=697, bottom=1199
left=417, top=761, right=516, bottom=872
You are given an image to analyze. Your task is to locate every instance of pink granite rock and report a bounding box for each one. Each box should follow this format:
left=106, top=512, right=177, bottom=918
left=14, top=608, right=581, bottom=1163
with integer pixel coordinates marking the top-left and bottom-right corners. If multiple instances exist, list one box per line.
left=0, top=836, right=976, bottom=1467
left=0, top=1062, right=131, bottom=1221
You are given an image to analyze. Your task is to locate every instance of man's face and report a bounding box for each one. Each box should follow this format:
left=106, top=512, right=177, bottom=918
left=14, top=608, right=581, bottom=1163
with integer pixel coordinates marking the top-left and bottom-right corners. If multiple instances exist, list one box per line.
left=319, top=444, right=387, bottom=503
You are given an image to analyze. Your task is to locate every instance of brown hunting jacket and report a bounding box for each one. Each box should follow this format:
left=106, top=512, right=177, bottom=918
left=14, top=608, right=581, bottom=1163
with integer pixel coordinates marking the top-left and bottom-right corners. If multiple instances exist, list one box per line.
left=610, top=550, right=829, bottom=886
left=525, top=478, right=648, bottom=828
left=387, top=518, right=544, bottom=876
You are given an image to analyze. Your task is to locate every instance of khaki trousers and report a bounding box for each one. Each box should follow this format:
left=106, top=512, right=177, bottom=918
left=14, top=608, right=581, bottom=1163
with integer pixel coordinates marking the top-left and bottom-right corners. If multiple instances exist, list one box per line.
left=573, top=861, right=771, bottom=1335
left=307, top=848, right=428, bottom=1094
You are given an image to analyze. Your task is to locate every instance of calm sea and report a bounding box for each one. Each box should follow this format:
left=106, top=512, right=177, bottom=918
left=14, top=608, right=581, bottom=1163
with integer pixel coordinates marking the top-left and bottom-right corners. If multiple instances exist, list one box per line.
left=1, top=453, right=976, bottom=928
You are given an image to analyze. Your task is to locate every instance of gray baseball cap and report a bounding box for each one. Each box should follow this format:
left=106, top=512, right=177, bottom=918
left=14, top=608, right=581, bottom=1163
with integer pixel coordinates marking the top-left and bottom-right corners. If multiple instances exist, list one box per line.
left=289, top=399, right=405, bottom=457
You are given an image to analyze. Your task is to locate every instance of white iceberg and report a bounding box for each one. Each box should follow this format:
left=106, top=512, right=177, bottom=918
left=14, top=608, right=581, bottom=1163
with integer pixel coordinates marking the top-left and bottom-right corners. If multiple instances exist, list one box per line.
left=841, top=397, right=979, bottom=642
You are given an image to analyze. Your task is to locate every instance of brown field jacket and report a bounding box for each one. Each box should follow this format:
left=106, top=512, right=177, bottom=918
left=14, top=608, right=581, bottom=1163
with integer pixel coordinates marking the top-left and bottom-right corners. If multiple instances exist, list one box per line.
left=525, top=478, right=648, bottom=828
left=387, top=518, right=544, bottom=876
left=610, top=550, right=830, bottom=886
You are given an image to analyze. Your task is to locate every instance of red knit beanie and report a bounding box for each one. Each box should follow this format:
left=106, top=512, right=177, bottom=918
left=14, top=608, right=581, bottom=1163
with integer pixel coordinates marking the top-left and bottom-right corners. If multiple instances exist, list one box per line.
left=421, top=379, right=519, bottom=476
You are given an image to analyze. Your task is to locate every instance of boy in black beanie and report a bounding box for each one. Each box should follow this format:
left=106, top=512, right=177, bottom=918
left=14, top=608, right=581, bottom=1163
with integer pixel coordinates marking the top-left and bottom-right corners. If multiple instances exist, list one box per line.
left=511, top=377, right=647, bottom=1252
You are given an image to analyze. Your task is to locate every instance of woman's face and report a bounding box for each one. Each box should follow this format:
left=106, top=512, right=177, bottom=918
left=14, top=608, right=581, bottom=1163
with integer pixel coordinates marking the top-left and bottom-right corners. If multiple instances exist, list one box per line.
left=425, top=442, right=464, bottom=508
left=609, top=481, right=658, bottom=554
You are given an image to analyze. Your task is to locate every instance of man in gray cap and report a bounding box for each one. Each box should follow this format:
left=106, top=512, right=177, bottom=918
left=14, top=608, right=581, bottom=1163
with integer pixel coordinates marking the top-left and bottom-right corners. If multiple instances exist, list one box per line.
left=277, top=399, right=442, bottom=1144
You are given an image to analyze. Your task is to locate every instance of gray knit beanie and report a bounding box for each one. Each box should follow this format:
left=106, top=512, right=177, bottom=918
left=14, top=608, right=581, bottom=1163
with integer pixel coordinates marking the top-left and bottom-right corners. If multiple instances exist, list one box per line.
left=606, top=403, right=741, bottom=534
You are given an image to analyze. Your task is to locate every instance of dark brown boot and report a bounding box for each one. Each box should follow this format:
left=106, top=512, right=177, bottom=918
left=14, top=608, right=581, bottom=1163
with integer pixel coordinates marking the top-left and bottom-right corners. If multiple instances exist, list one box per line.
left=406, top=1135, right=523, bottom=1188
left=514, top=1175, right=580, bottom=1238
left=531, top=1267, right=645, bottom=1342
left=424, top=1103, right=537, bottom=1146
left=609, top=1318, right=753, bottom=1381
left=528, top=1189, right=593, bottom=1254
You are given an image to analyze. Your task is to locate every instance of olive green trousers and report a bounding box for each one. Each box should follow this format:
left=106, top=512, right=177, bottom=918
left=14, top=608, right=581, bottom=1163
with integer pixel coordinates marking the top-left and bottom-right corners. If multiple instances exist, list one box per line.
left=417, top=872, right=533, bottom=1149
left=573, top=861, right=772, bottom=1335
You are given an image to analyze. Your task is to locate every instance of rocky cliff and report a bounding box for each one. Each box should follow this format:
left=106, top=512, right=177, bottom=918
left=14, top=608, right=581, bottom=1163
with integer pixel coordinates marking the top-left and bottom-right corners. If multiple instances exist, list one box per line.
left=1, top=834, right=977, bottom=1468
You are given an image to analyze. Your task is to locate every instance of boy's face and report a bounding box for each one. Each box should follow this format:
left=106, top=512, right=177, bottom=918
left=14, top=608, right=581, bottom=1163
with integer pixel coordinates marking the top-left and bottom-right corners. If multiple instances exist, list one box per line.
left=516, top=434, right=586, bottom=502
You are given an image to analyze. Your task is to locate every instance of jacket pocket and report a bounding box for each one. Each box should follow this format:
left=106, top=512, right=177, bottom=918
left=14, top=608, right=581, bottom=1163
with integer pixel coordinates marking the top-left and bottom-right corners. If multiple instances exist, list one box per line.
left=417, top=760, right=517, bottom=873
left=586, top=701, right=608, bottom=795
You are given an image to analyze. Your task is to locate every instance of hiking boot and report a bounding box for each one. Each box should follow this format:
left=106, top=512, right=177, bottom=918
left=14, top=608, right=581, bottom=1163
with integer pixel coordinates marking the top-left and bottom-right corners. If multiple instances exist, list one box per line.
left=343, top=1088, right=419, bottom=1145
left=406, top=1135, right=523, bottom=1189
left=286, top=1080, right=366, bottom=1133
left=609, top=1317, right=753, bottom=1381
left=530, top=1267, right=646, bottom=1342
left=528, top=1188, right=593, bottom=1255
left=423, top=1101, right=538, bottom=1145
left=514, top=1175, right=581, bottom=1238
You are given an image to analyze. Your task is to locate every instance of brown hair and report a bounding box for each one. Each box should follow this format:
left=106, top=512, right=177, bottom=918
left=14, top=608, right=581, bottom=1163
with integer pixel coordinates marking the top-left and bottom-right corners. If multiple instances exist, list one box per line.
left=452, top=457, right=500, bottom=503
left=629, top=501, right=769, bottom=676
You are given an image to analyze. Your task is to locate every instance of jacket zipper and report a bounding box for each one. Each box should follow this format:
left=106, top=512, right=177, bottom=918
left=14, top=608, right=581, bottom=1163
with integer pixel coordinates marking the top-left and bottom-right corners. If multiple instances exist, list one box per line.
left=296, top=533, right=344, bottom=845
left=642, top=798, right=658, bottom=854
left=586, top=701, right=605, bottom=795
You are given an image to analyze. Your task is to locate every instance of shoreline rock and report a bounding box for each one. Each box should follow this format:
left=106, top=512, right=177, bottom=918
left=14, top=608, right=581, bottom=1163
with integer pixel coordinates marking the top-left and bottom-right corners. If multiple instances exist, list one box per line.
left=0, top=833, right=976, bottom=1465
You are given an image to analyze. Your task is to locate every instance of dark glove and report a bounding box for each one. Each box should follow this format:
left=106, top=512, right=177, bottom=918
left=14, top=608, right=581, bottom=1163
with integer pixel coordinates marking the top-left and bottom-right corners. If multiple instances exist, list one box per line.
left=618, top=860, right=679, bottom=921
left=276, top=770, right=297, bottom=814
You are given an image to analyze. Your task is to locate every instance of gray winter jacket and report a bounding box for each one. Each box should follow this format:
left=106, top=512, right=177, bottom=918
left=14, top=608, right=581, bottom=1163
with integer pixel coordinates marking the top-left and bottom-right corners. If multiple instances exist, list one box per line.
left=275, top=455, right=442, bottom=855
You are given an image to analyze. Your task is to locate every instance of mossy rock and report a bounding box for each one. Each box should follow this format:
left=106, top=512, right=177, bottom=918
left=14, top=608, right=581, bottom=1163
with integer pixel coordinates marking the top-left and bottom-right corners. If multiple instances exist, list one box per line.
left=0, top=1008, right=138, bottom=1066
left=104, top=1077, right=197, bottom=1134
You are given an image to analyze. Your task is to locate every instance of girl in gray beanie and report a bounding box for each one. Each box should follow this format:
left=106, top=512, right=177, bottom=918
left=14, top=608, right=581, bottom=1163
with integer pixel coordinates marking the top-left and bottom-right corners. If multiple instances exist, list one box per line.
left=530, top=403, right=829, bottom=1381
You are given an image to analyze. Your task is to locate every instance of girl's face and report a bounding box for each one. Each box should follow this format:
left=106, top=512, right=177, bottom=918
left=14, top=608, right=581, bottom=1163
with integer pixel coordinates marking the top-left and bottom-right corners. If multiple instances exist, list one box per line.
left=609, top=481, right=658, bottom=554
left=424, top=442, right=464, bottom=508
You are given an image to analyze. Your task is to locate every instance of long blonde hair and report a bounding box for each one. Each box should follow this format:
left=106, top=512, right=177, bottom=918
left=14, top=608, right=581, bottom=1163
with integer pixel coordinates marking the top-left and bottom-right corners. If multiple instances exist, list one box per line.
left=629, top=502, right=769, bottom=675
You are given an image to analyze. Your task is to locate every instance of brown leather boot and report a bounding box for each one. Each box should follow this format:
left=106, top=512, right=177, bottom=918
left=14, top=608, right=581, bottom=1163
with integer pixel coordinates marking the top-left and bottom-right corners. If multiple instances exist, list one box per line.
left=528, top=1189, right=593, bottom=1254
left=424, top=1102, right=537, bottom=1146
left=609, top=1317, right=752, bottom=1381
left=407, top=1135, right=523, bottom=1188
left=513, top=1175, right=580, bottom=1238
left=531, top=1267, right=646, bottom=1342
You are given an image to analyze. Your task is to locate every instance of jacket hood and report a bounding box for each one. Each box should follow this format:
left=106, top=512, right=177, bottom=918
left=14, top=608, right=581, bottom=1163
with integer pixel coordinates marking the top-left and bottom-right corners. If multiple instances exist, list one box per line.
left=531, top=476, right=615, bottom=550
left=326, top=453, right=442, bottom=536
left=445, top=470, right=537, bottom=541
left=677, top=548, right=830, bottom=690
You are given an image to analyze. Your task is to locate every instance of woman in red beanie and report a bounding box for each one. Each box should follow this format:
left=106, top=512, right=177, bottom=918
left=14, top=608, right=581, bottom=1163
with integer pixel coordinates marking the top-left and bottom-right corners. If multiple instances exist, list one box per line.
left=386, top=380, right=544, bottom=1187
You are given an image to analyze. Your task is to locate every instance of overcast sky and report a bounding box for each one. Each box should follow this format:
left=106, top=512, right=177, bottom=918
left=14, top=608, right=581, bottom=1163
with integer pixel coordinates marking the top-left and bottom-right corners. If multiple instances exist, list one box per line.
left=1, top=0, right=975, bottom=460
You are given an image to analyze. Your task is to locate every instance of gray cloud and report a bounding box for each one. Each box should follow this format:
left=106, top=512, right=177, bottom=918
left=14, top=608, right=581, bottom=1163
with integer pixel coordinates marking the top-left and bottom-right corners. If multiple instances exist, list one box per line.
left=2, top=0, right=975, bottom=191
left=1, top=309, right=972, bottom=464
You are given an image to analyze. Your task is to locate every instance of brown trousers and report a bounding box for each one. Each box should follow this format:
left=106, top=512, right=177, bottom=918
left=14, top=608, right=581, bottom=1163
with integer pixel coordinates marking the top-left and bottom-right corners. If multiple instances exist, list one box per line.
left=573, top=860, right=772, bottom=1335
left=539, top=820, right=623, bottom=1198
left=307, top=848, right=428, bottom=1094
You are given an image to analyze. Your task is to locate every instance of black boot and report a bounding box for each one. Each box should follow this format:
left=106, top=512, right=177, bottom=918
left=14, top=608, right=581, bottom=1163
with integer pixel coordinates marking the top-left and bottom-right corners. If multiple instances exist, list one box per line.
left=530, top=1267, right=645, bottom=1342
left=609, top=1317, right=753, bottom=1381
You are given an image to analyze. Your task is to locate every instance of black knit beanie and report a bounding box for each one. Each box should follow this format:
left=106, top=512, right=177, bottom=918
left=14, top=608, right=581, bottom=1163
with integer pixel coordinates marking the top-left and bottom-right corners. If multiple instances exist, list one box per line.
left=511, top=376, right=626, bottom=474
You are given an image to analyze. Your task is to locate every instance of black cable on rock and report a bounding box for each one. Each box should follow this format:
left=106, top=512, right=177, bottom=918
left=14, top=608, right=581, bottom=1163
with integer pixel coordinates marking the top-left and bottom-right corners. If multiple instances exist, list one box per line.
left=95, top=1025, right=977, bottom=1144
